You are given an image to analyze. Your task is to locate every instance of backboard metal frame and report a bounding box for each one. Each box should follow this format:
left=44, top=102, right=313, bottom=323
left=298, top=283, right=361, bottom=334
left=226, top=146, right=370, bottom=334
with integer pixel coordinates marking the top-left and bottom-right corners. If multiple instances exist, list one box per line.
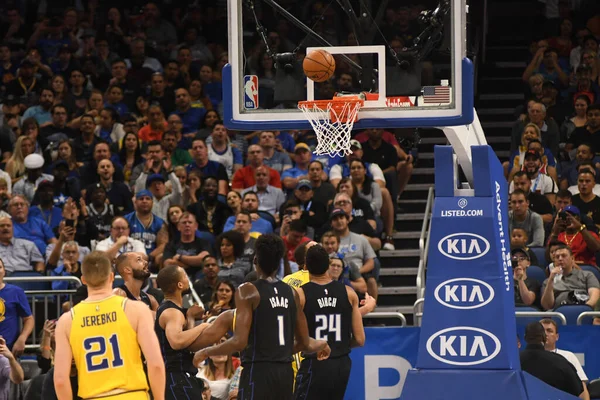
left=223, top=0, right=473, bottom=131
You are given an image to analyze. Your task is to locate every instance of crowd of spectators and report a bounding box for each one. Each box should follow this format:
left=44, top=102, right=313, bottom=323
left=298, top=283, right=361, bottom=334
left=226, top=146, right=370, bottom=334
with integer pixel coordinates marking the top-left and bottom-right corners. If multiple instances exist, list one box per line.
left=0, top=1, right=424, bottom=398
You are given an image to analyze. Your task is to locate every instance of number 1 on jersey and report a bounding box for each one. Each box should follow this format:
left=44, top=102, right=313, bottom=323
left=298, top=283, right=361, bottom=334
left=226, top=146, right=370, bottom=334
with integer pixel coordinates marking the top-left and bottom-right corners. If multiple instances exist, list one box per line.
left=277, top=315, right=285, bottom=346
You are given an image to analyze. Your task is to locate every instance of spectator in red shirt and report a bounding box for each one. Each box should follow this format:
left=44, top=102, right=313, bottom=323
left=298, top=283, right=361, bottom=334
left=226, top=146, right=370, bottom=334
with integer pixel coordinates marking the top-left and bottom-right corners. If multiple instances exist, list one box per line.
left=281, top=219, right=310, bottom=262
left=232, top=145, right=281, bottom=191
left=550, top=205, right=600, bottom=266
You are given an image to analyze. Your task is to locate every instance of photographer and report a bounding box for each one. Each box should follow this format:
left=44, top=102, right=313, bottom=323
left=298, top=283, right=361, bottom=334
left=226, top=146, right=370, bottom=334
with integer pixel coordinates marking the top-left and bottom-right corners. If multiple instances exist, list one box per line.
left=549, top=205, right=600, bottom=266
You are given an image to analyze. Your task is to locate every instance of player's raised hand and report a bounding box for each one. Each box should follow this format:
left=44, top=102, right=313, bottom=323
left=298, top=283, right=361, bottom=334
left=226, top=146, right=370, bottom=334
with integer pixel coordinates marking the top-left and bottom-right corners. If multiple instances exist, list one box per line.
left=316, top=341, right=331, bottom=361
left=193, top=349, right=208, bottom=367
left=187, top=305, right=205, bottom=320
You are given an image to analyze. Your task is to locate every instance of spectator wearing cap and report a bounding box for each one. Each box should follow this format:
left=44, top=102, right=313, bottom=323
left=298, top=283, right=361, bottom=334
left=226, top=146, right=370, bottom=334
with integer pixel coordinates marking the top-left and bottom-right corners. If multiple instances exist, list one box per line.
left=541, top=243, right=600, bottom=310
left=560, top=143, right=599, bottom=189
left=512, top=248, right=542, bottom=309
left=329, top=140, right=386, bottom=188
left=0, top=216, right=44, bottom=273
left=509, top=190, right=545, bottom=247
left=134, top=170, right=183, bottom=221
left=281, top=143, right=313, bottom=191
left=40, top=103, right=76, bottom=145
left=330, top=208, right=378, bottom=299
left=519, top=322, right=584, bottom=398
left=22, top=87, right=54, bottom=126
left=124, top=190, right=166, bottom=257
left=509, top=149, right=557, bottom=204
left=549, top=205, right=600, bottom=266
left=232, top=145, right=282, bottom=191
left=571, top=168, right=600, bottom=229
left=511, top=171, right=553, bottom=224
left=242, top=166, right=285, bottom=217
left=4, top=59, right=42, bottom=107
left=567, top=104, right=600, bottom=153
left=29, top=180, right=63, bottom=231
left=308, top=160, right=336, bottom=206
left=95, top=216, right=146, bottom=260
left=80, top=183, right=115, bottom=241
left=258, top=131, right=292, bottom=175
left=186, top=138, right=229, bottom=196
left=207, top=123, right=243, bottom=180
left=12, top=153, right=53, bottom=203
left=9, top=194, right=57, bottom=256
left=288, top=179, right=328, bottom=234
left=85, top=158, right=133, bottom=215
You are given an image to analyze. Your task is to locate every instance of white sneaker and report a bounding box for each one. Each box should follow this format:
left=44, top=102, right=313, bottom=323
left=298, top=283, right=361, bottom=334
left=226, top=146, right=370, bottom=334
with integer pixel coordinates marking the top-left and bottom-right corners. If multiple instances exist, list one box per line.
left=383, top=241, right=395, bottom=251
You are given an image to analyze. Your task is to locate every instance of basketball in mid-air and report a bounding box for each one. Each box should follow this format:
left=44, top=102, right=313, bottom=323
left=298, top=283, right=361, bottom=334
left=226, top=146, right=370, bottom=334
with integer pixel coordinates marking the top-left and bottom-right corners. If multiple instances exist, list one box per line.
left=303, top=49, right=336, bottom=82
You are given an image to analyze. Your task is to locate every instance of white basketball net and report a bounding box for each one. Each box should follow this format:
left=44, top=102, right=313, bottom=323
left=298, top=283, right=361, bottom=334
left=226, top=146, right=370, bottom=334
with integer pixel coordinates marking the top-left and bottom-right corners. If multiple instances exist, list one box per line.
left=299, top=101, right=362, bottom=157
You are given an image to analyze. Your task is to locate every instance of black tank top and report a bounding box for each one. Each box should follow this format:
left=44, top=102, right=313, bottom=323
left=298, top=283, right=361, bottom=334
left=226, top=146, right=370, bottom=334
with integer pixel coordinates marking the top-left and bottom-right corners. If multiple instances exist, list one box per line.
left=119, top=284, right=152, bottom=309
left=241, top=279, right=297, bottom=365
left=302, top=281, right=352, bottom=358
left=155, top=301, right=196, bottom=375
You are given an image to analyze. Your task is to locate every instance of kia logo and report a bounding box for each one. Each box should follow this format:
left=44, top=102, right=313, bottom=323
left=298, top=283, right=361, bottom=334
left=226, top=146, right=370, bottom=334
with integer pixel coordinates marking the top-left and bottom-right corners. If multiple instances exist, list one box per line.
left=434, top=278, right=495, bottom=310
left=437, top=233, right=490, bottom=260
left=426, top=327, right=501, bottom=366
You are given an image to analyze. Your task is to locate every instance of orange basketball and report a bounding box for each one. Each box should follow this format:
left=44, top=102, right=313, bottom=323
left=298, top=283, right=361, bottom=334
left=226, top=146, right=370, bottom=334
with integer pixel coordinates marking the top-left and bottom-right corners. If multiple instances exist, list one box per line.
left=303, top=49, right=336, bottom=82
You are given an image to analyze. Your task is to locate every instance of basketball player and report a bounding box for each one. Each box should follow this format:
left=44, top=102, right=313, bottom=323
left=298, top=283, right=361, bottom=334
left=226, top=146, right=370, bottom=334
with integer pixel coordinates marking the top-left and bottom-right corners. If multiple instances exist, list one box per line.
left=113, top=252, right=159, bottom=312
left=155, top=265, right=210, bottom=400
left=193, top=234, right=331, bottom=400
left=294, top=245, right=365, bottom=400
left=53, top=251, right=165, bottom=400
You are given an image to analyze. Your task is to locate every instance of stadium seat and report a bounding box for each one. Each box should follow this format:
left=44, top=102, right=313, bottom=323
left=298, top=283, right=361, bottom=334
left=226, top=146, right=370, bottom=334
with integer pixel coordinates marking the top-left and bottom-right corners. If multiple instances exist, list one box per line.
left=580, top=265, right=600, bottom=282
left=525, top=266, right=546, bottom=285
left=8, top=271, right=51, bottom=292
left=588, top=378, right=600, bottom=399
left=20, top=359, right=41, bottom=380
left=529, top=247, right=547, bottom=267
left=553, top=305, right=593, bottom=325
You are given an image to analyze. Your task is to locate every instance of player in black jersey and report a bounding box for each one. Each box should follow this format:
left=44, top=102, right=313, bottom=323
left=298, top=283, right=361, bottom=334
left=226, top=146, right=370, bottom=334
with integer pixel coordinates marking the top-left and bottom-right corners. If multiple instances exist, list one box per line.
left=193, top=234, right=331, bottom=400
left=113, top=252, right=159, bottom=312
left=155, top=265, right=209, bottom=400
left=294, top=245, right=365, bottom=400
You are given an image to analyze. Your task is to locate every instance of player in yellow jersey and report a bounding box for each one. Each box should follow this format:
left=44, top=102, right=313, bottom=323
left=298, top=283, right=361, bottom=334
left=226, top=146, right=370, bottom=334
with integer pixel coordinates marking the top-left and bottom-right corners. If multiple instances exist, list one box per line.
left=54, top=251, right=165, bottom=400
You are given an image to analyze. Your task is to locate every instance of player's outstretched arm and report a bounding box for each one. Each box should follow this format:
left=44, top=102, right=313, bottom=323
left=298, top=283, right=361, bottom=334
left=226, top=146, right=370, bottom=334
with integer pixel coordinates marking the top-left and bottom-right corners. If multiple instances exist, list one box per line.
left=160, top=308, right=208, bottom=350
left=292, top=288, right=331, bottom=360
left=54, top=312, right=74, bottom=400
left=188, top=310, right=234, bottom=352
left=347, top=286, right=365, bottom=348
left=130, top=301, right=166, bottom=400
left=193, top=283, right=257, bottom=365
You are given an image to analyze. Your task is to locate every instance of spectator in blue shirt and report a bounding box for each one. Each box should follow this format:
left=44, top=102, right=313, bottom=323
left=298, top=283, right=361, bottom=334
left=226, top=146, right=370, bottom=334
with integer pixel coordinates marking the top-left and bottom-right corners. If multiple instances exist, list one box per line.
left=186, top=138, right=229, bottom=197
left=0, top=258, right=34, bottom=356
left=281, top=143, right=312, bottom=191
left=222, top=192, right=274, bottom=235
left=29, top=180, right=63, bottom=231
left=173, top=88, right=206, bottom=135
left=22, top=87, right=54, bottom=126
left=8, top=195, right=57, bottom=255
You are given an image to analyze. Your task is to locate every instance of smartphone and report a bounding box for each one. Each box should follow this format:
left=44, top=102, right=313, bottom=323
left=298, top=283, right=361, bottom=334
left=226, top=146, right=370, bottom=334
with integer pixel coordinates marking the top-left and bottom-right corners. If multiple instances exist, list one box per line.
left=65, top=219, right=75, bottom=227
left=558, top=211, right=568, bottom=220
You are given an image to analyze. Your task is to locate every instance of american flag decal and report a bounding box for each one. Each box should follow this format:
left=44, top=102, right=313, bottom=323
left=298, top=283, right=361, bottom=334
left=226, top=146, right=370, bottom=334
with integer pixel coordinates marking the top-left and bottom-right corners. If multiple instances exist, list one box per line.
left=422, top=86, right=451, bottom=103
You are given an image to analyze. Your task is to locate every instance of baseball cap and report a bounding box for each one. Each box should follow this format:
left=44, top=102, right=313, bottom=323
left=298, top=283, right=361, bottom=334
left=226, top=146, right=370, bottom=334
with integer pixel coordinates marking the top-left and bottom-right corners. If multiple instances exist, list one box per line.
left=24, top=154, right=44, bottom=169
left=330, top=208, right=348, bottom=221
left=146, top=173, right=165, bottom=187
left=349, top=139, right=362, bottom=150
left=524, top=150, right=540, bottom=160
left=136, top=189, right=153, bottom=199
left=510, top=248, right=529, bottom=259
left=563, top=205, right=580, bottom=216
left=90, top=183, right=106, bottom=194
left=297, top=179, right=312, bottom=190
left=294, top=143, right=311, bottom=153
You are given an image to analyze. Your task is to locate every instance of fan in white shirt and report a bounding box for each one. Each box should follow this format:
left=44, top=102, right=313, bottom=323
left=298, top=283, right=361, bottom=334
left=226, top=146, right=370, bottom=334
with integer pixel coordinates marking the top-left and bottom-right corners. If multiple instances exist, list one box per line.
left=509, top=150, right=557, bottom=204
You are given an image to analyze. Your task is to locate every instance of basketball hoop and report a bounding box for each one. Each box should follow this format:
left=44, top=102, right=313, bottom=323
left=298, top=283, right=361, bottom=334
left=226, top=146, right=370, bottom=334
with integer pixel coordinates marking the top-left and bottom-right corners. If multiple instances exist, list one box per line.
left=298, top=96, right=364, bottom=157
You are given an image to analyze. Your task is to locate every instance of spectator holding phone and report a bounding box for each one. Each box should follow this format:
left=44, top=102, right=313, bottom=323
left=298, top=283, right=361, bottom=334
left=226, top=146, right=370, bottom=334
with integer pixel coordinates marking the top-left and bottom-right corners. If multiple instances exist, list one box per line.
left=549, top=205, right=600, bottom=266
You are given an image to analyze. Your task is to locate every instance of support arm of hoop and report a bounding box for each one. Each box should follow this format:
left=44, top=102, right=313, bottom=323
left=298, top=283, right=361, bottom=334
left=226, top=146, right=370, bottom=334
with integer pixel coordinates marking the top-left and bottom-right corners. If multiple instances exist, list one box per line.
left=439, top=109, right=487, bottom=188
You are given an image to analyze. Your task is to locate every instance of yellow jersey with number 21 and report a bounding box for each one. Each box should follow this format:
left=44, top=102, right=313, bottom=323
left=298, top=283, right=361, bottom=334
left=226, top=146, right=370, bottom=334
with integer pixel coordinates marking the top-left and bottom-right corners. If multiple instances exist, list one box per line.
left=70, top=295, right=148, bottom=400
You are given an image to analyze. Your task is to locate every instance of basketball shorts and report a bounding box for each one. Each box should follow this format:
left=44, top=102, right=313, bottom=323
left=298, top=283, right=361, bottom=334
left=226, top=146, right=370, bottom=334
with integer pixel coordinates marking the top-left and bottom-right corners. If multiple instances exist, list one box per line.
left=294, top=356, right=352, bottom=400
left=165, top=372, right=204, bottom=400
left=238, top=362, right=294, bottom=400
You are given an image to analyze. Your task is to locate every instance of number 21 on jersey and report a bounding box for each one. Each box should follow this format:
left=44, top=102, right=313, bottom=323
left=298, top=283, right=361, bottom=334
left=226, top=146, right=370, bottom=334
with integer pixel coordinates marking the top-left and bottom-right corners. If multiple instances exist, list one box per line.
left=83, top=334, right=124, bottom=372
